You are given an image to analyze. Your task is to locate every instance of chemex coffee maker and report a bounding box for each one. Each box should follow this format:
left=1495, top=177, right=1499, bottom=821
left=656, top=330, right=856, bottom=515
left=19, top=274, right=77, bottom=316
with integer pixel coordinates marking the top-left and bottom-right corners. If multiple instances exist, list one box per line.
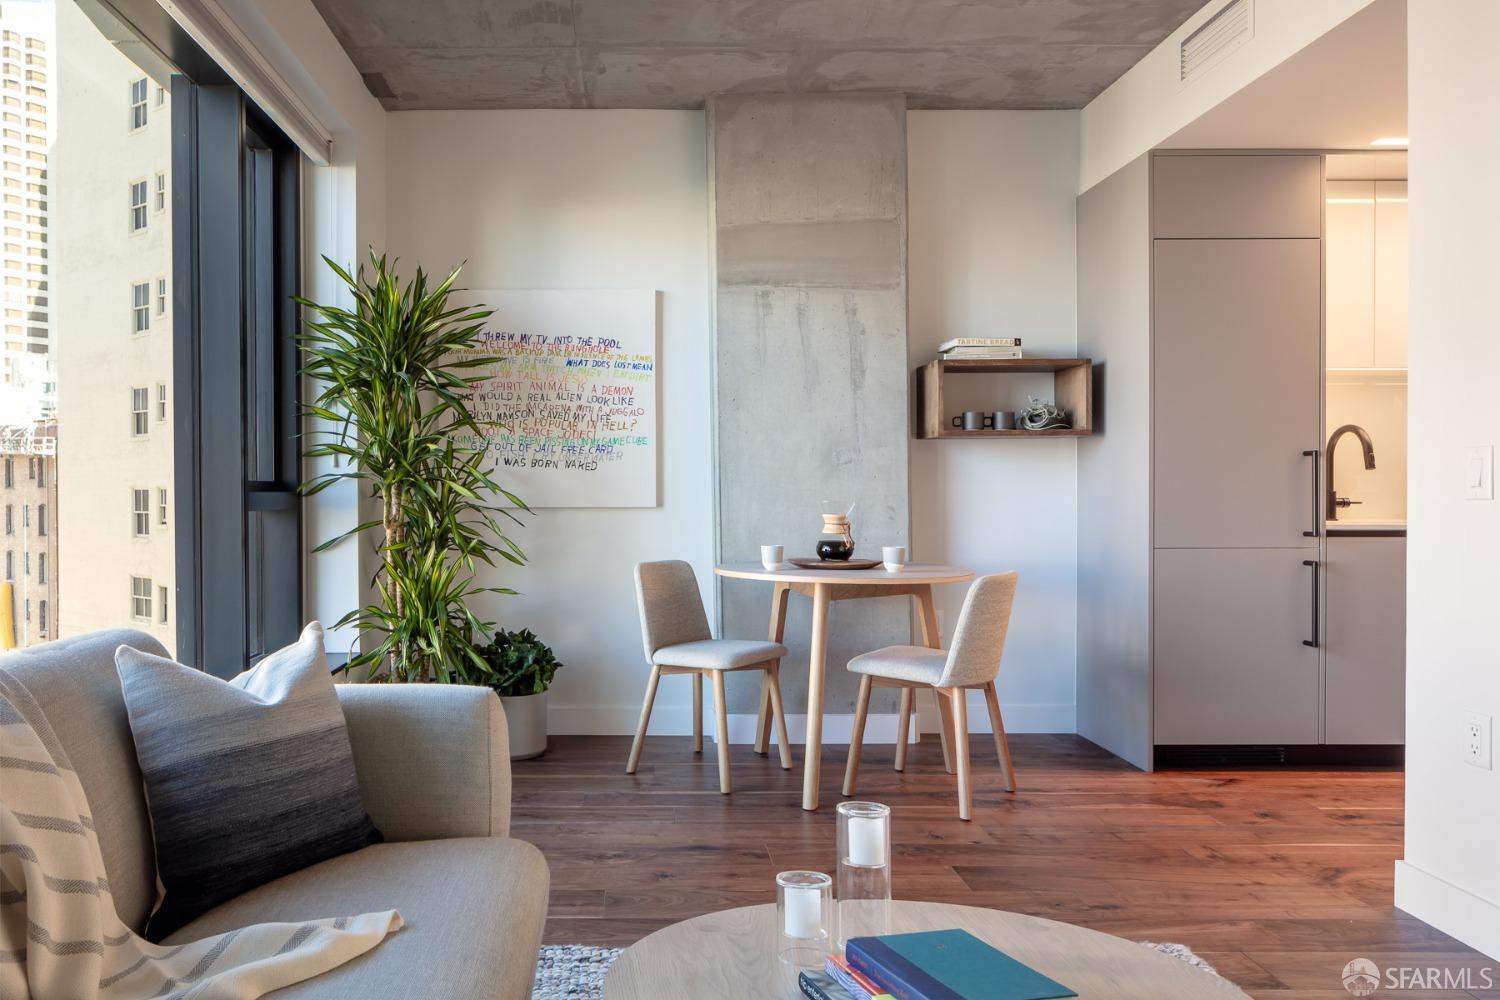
left=816, top=500, right=856, bottom=561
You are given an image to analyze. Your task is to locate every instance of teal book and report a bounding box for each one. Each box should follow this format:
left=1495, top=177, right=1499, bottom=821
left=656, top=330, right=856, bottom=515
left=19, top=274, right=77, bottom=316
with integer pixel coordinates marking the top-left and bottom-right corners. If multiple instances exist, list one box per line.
left=846, top=929, right=1078, bottom=1000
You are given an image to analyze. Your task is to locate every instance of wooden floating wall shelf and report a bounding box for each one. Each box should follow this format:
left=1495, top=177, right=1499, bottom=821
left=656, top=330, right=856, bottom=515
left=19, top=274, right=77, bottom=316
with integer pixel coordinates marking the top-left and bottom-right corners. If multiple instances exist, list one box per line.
left=914, top=357, right=1094, bottom=439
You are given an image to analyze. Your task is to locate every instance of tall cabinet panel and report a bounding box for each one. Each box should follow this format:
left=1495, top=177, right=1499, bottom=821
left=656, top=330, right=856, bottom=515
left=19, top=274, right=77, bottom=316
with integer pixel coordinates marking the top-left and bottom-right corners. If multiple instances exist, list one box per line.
left=1374, top=180, right=1409, bottom=369
left=1152, top=238, right=1324, bottom=549
left=1325, top=180, right=1377, bottom=369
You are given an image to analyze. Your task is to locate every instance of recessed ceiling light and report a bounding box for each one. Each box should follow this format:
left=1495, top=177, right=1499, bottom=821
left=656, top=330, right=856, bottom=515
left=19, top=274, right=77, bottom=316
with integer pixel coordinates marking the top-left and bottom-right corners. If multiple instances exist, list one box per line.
left=1371, top=137, right=1409, bottom=146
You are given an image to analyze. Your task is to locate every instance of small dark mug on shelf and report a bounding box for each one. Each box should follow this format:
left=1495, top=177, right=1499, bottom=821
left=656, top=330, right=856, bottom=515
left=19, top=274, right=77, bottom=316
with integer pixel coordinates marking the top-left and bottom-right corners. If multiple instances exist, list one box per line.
left=951, top=411, right=993, bottom=431
left=992, top=411, right=1017, bottom=430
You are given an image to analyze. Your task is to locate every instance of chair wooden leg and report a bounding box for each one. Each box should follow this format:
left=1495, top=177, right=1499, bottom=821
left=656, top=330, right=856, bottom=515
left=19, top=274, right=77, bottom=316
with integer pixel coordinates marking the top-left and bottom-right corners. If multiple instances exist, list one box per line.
left=983, top=681, right=1017, bottom=792
left=754, top=678, right=772, bottom=756
left=767, top=664, right=793, bottom=770
left=843, top=674, right=873, bottom=796
left=934, top=686, right=956, bottom=775
left=757, top=582, right=791, bottom=755
left=692, top=672, right=703, bottom=754
left=711, top=671, right=731, bottom=794
left=894, top=687, right=913, bottom=772
left=948, top=687, right=972, bottom=821
left=626, top=665, right=662, bottom=774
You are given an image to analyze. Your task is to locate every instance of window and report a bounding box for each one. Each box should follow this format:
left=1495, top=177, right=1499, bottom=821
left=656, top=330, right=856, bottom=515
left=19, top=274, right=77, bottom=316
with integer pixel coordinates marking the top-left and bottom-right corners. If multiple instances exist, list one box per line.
left=2, top=458, right=9, bottom=487
left=129, top=180, right=147, bottom=231
left=154, top=172, right=166, bottom=212
left=21, top=503, right=26, bottom=528
left=36, top=503, right=44, bottom=536
left=37, top=552, right=44, bottom=584
left=156, top=277, right=167, bottom=315
left=158, top=487, right=168, bottom=525
left=129, top=77, right=147, bottom=129
left=132, top=488, right=150, bottom=536
left=3, top=550, right=9, bottom=579
left=22, top=551, right=27, bottom=575
left=131, top=387, right=149, bottom=435
left=158, top=585, right=168, bottom=624
left=37, top=599, right=45, bottom=635
left=131, top=576, right=152, bottom=620
left=154, top=84, right=165, bottom=107
left=34, top=461, right=41, bottom=487
left=2, top=504, right=9, bottom=534
left=132, top=281, right=150, bottom=332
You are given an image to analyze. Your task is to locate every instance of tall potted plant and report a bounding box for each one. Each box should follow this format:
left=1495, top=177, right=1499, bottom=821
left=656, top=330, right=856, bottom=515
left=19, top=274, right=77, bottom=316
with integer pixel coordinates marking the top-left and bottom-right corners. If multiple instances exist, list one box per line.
left=298, top=253, right=527, bottom=682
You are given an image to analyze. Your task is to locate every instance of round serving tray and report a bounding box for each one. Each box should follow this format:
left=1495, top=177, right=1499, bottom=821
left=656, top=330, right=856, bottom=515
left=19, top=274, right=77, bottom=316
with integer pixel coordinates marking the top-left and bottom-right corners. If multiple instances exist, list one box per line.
left=788, top=557, right=883, bottom=571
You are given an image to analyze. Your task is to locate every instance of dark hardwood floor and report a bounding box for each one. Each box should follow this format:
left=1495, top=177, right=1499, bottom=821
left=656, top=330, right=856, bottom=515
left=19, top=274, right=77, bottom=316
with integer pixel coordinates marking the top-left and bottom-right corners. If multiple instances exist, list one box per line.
left=513, top=733, right=1496, bottom=998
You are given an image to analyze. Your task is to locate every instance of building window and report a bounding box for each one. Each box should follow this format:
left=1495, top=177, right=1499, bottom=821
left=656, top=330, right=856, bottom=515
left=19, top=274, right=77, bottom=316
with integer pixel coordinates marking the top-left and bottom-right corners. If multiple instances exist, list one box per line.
left=132, top=281, right=150, bottom=332
left=158, top=487, right=168, bottom=525
left=23, top=551, right=28, bottom=576
left=158, top=585, right=168, bottom=624
left=156, top=383, right=167, bottom=421
left=3, top=504, right=9, bottom=534
left=154, top=84, right=165, bottom=107
left=154, top=171, right=166, bottom=212
left=129, top=77, right=147, bottom=130
left=34, top=461, right=42, bottom=488
left=132, top=488, right=150, bottom=536
left=3, top=550, right=10, bottom=579
left=38, top=599, right=46, bottom=635
left=131, top=576, right=152, bottom=620
left=156, top=276, right=167, bottom=315
left=23, top=598, right=28, bottom=622
left=37, top=551, right=44, bottom=584
left=36, top=503, right=44, bottom=536
left=131, top=387, right=149, bottom=435
left=21, top=504, right=27, bottom=528
left=2, top=458, right=9, bottom=487
left=129, top=180, right=147, bottom=232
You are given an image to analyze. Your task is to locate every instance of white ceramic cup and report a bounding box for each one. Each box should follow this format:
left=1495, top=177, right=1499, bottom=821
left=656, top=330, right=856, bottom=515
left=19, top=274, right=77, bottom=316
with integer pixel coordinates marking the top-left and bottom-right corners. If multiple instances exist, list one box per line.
left=882, top=546, right=907, bottom=572
left=761, top=544, right=785, bottom=570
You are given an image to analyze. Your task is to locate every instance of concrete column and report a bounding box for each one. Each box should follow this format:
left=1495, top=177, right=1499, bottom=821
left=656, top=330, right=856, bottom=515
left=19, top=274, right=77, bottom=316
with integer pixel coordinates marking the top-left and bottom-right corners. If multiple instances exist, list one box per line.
left=709, top=93, right=910, bottom=716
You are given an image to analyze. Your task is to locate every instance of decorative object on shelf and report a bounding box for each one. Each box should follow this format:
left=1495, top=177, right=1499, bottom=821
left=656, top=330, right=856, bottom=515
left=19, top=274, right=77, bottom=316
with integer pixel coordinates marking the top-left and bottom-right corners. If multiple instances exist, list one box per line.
left=777, top=871, right=834, bottom=980
left=1018, top=396, right=1071, bottom=431
left=992, top=411, right=1017, bottom=430
left=938, top=337, right=1023, bottom=360
left=818, top=500, right=856, bottom=560
left=478, top=628, right=562, bottom=759
left=837, top=802, right=893, bottom=949
left=761, top=544, right=786, bottom=571
left=951, top=411, right=994, bottom=431
left=881, top=546, right=907, bottom=573
left=790, top=558, right=883, bottom=571
left=298, top=253, right=529, bottom=683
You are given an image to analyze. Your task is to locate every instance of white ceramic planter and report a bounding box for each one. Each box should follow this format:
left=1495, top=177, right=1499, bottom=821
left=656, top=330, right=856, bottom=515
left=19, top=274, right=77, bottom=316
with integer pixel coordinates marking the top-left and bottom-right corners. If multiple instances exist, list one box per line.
left=501, top=691, right=548, bottom=760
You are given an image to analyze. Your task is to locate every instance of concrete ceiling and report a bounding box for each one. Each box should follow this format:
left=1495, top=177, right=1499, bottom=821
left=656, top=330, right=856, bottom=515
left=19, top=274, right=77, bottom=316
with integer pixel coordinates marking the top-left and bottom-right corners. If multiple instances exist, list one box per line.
left=310, top=0, right=1208, bottom=111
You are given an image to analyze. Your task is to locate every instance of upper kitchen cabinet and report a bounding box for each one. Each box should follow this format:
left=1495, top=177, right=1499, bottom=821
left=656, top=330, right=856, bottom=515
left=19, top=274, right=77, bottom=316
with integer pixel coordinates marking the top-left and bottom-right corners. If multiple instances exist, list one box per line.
left=1325, top=177, right=1408, bottom=369
left=1152, top=154, right=1322, bottom=239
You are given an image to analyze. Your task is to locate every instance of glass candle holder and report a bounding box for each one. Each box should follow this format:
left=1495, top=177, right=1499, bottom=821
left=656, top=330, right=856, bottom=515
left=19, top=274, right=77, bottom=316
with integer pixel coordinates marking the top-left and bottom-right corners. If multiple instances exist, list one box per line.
left=837, top=801, right=892, bottom=948
left=776, top=870, right=834, bottom=976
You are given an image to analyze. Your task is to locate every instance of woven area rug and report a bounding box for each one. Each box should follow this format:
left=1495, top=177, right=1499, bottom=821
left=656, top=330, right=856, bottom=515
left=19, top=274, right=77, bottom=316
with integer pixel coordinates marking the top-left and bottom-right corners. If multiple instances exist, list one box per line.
left=532, top=941, right=1218, bottom=997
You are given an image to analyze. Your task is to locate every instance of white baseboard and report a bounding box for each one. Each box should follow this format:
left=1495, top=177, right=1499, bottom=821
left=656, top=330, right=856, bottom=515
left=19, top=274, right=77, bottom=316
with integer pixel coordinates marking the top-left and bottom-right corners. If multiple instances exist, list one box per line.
left=547, top=700, right=1075, bottom=741
left=1395, top=861, right=1500, bottom=961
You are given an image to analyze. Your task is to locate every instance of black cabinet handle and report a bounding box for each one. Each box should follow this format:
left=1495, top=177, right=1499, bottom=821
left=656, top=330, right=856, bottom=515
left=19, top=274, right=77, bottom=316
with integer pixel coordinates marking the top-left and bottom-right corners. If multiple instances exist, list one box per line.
left=1302, top=449, right=1320, bottom=537
left=1302, top=559, right=1320, bottom=648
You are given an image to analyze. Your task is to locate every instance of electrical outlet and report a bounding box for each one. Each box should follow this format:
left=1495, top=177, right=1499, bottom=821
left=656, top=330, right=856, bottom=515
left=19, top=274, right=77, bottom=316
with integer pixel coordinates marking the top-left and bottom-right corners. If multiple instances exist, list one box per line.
left=1464, top=713, right=1493, bottom=769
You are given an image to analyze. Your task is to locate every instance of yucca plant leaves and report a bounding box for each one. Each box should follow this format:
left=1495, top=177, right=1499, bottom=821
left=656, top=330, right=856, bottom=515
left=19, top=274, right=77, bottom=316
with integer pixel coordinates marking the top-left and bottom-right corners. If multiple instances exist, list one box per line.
left=300, top=251, right=532, bottom=683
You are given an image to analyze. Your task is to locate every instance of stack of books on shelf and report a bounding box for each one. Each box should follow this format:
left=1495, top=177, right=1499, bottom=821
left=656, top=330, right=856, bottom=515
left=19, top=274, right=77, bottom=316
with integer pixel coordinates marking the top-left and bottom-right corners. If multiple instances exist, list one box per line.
left=938, top=337, right=1023, bottom=360
left=799, top=929, right=1076, bottom=1000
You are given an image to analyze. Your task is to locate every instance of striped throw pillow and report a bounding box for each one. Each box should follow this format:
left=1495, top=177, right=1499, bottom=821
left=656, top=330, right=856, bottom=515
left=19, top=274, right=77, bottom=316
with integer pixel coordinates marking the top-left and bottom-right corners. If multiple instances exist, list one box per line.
left=116, top=622, right=382, bottom=941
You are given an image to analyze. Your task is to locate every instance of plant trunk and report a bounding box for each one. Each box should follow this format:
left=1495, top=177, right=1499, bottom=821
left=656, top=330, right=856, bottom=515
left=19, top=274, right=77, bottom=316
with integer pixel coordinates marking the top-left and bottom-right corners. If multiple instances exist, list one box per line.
left=383, top=483, right=410, bottom=680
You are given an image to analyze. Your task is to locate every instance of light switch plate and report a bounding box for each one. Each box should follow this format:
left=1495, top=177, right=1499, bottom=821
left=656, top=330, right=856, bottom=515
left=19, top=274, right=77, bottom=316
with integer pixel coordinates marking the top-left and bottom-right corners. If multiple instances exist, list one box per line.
left=1466, top=445, right=1494, bottom=500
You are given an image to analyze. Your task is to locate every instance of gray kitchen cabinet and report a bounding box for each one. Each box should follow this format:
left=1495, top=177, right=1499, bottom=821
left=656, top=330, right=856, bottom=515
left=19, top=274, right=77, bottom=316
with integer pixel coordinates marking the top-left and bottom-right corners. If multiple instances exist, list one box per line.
left=1152, top=239, right=1323, bottom=549
left=1324, top=536, right=1406, bottom=743
left=1154, top=548, right=1322, bottom=745
left=1151, top=154, right=1323, bottom=239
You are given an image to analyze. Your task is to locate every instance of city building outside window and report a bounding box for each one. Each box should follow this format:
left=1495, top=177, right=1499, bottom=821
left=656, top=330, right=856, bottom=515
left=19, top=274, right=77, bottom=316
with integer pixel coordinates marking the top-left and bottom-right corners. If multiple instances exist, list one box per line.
left=155, top=276, right=166, bottom=315
left=130, top=575, right=151, bottom=620
left=130, top=387, right=148, bottom=435
left=36, top=502, right=44, bottom=535
left=154, top=171, right=164, bottom=211
left=38, top=598, right=46, bottom=634
left=158, top=584, right=167, bottom=624
left=34, top=460, right=42, bottom=487
left=132, top=281, right=149, bottom=332
left=128, top=76, right=146, bottom=129
left=3, top=504, right=10, bottom=535
left=156, top=382, right=166, bottom=420
left=129, top=179, right=146, bottom=231
left=4, top=550, right=10, bottom=579
left=157, top=487, right=167, bottom=525
left=37, top=551, right=44, bottom=583
left=132, top=488, right=149, bottom=536
left=2, top=458, right=9, bottom=487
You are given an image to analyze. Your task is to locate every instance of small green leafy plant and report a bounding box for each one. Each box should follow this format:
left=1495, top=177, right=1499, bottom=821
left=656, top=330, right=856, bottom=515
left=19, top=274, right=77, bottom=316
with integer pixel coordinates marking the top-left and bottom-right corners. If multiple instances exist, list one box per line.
left=298, top=252, right=528, bottom=682
left=478, top=628, right=562, bottom=697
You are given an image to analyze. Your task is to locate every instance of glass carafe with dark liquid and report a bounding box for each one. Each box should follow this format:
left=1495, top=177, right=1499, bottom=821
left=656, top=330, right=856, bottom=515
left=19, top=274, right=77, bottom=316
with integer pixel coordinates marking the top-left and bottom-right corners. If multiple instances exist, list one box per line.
left=816, top=500, right=855, bottom=561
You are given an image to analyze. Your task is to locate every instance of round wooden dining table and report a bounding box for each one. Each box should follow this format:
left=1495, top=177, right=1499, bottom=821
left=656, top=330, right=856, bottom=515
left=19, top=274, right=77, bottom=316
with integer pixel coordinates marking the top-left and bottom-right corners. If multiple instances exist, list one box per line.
left=713, top=562, right=974, bottom=811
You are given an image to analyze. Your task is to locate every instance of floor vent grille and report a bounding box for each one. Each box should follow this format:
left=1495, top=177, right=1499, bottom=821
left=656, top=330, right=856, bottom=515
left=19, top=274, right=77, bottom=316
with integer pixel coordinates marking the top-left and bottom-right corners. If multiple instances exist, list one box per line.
left=1180, top=0, right=1253, bottom=83
left=1159, top=745, right=1286, bottom=768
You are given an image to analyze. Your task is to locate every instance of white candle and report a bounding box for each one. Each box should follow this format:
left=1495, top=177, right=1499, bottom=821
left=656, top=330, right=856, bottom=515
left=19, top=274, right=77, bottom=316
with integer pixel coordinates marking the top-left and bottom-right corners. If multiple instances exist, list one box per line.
left=783, top=884, right=822, bottom=939
left=847, top=815, right=887, bottom=867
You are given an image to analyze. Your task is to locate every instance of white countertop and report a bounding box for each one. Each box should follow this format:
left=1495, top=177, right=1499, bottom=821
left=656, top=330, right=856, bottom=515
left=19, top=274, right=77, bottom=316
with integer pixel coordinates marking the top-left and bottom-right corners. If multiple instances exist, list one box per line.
left=1326, top=520, right=1406, bottom=533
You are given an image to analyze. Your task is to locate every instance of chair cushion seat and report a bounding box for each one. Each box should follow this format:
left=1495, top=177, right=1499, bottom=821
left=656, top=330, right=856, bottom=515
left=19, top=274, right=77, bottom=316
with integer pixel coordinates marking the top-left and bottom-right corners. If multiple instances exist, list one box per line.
left=162, top=838, right=549, bottom=999
left=652, top=639, right=788, bottom=670
left=848, top=645, right=949, bottom=685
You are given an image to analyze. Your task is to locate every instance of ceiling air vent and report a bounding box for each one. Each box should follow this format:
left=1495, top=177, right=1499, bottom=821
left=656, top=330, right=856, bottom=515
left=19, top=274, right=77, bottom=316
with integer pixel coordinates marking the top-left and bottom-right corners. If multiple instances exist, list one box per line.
left=1179, top=0, right=1253, bottom=84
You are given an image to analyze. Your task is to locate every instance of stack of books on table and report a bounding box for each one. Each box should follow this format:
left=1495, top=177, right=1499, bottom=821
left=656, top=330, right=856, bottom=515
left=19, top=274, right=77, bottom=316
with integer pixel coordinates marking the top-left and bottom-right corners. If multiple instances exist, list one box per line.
left=937, top=337, right=1023, bottom=360
left=798, top=929, right=1077, bottom=1000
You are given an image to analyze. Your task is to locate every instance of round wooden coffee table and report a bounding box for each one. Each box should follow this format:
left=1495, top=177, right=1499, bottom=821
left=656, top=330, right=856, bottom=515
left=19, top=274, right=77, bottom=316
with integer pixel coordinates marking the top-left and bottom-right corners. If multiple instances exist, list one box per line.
left=603, top=901, right=1248, bottom=999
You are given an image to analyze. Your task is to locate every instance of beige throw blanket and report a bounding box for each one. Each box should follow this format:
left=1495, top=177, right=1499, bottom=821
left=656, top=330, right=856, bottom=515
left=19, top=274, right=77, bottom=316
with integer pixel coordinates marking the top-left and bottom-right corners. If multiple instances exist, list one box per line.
left=0, top=671, right=402, bottom=999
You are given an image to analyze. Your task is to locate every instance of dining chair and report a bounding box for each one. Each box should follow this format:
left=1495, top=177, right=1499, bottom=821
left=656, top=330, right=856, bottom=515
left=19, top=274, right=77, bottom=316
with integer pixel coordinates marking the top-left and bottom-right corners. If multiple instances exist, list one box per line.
left=841, top=571, right=1019, bottom=820
left=627, top=560, right=793, bottom=793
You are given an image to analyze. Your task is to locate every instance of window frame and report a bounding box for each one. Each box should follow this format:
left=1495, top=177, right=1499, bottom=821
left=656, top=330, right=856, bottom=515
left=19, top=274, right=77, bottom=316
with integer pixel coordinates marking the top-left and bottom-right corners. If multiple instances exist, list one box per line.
left=130, top=575, right=153, bottom=621
left=131, top=488, right=151, bottom=537
left=129, top=76, right=148, bottom=130
left=129, top=178, right=148, bottom=232
left=131, top=280, right=150, bottom=332
left=130, top=386, right=149, bottom=435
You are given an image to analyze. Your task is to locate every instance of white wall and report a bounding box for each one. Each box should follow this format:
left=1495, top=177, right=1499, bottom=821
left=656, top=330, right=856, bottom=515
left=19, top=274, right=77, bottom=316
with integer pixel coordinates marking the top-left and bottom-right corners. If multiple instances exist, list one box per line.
left=907, top=111, right=1080, bottom=734
left=1395, top=0, right=1500, bottom=960
left=384, top=111, right=715, bottom=734
left=1078, top=0, right=1374, bottom=191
